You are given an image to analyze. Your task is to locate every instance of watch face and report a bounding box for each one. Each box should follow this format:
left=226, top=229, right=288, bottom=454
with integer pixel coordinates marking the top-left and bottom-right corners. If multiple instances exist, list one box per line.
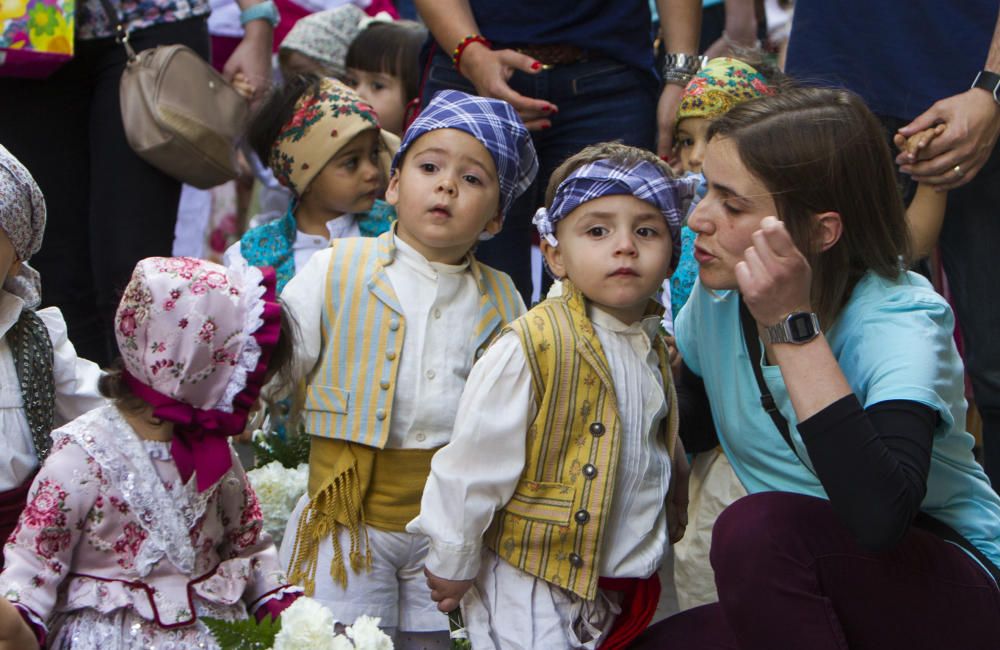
left=787, top=312, right=817, bottom=342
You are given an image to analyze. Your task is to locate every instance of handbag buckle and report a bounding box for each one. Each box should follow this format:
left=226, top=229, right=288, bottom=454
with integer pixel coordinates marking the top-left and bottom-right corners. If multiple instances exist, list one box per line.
left=116, top=24, right=137, bottom=62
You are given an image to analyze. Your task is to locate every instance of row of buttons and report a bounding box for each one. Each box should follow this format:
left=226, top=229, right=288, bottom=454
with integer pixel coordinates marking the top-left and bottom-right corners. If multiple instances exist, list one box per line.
left=566, top=421, right=607, bottom=570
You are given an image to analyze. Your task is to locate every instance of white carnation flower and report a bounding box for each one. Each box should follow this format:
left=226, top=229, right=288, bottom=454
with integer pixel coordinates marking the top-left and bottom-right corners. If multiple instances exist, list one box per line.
left=330, top=635, right=356, bottom=650
left=346, top=615, right=393, bottom=650
left=247, top=461, right=309, bottom=544
left=272, top=597, right=337, bottom=650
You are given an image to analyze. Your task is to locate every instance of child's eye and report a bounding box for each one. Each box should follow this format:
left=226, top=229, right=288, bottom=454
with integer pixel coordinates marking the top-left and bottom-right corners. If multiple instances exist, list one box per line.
left=676, top=137, right=694, bottom=149
left=372, top=81, right=385, bottom=91
left=462, top=174, right=481, bottom=185
left=419, top=162, right=438, bottom=173
left=342, top=157, right=358, bottom=170
left=343, top=76, right=358, bottom=88
left=369, top=147, right=380, bottom=163
left=636, top=226, right=659, bottom=237
left=586, top=226, right=608, bottom=237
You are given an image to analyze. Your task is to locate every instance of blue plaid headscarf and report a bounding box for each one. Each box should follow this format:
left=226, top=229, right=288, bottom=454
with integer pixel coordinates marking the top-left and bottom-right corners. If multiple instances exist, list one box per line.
left=392, top=90, right=538, bottom=222
left=533, top=160, right=700, bottom=270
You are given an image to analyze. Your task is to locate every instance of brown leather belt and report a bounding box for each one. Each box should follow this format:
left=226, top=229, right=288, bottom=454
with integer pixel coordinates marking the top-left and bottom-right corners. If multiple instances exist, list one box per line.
left=513, top=43, right=589, bottom=66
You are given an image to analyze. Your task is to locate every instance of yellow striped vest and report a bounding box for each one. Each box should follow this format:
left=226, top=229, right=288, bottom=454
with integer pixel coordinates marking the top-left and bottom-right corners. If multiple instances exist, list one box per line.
left=302, top=231, right=524, bottom=448
left=484, top=281, right=678, bottom=600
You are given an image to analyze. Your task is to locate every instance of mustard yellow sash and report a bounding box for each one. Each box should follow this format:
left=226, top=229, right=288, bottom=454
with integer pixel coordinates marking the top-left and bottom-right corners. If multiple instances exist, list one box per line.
left=287, top=437, right=436, bottom=594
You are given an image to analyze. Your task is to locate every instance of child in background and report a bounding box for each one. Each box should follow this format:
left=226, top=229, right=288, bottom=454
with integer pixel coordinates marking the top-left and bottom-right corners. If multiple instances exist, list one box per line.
left=0, top=256, right=300, bottom=649
left=895, top=124, right=949, bottom=259
left=278, top=90, right=536, bottom=648
left=410, top=142, right=697, bottom=649
left=278, top=4, right=368, bottom=81
left=0, top=146, right=104, bottom=561
left=227, top=75, right=399, bottom=294
left=666, top=57, right=776, bottom=611
left=343, top=19, right=427, bottom=136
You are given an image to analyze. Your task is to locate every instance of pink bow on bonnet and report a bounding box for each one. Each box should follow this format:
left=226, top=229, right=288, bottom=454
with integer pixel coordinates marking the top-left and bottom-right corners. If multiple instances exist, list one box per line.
left=115, top=257, right=281, bottom=491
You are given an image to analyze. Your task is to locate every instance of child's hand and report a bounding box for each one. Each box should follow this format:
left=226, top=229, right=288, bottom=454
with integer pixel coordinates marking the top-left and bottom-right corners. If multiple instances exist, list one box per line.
left=231, top=72, right=256, bottom=101
left=0, top=599, right=38, bottom=650
left=666, top=438, right=690, bottom=544
left=893, top=123, right=946, bottom=160
left=424, top=568, right=473, bottom=613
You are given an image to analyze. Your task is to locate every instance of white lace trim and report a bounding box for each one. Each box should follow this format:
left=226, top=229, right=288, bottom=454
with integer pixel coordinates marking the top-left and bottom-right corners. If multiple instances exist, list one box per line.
left=56, top=407, right=226, bottom=577
left=214, top=259, right=267, bottom=413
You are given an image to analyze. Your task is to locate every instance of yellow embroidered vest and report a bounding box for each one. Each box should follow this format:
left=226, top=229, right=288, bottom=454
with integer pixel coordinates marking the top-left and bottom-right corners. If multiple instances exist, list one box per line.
left=484, top=282, right=678, bottom=600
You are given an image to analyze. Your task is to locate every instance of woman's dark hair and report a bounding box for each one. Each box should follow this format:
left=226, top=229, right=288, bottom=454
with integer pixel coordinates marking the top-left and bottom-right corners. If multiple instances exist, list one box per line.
left=707, top=86, right=911, bottom=326
left=345, top=20, right=427, bottom=102
left=246, top=73, right=323, bottom=168
left=101, top=302, right=300, bottom=414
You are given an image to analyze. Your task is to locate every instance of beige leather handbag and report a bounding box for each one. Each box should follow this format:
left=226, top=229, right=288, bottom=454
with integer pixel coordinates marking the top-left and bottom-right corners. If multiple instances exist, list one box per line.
left=100, top=0, right=249, bottom=189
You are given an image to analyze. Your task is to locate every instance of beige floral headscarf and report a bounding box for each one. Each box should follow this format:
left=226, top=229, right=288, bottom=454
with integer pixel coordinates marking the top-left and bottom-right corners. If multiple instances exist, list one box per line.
left=0, top=144, right=46, bottom=308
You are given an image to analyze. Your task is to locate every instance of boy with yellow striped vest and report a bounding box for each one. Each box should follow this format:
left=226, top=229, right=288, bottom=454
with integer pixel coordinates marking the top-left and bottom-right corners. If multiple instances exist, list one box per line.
left=277, top=90, right=536, bottom=648
left=410, top=143, right=698, bottom=650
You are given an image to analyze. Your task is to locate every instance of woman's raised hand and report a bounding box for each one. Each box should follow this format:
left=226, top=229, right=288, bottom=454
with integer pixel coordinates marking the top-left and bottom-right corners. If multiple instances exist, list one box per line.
left=735, top=216, right=813, bottom=326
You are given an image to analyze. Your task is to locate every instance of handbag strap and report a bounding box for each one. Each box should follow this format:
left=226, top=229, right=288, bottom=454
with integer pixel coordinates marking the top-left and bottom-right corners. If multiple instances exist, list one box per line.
left=96, top=0, right=138, bottom=60
left=739, top=298, right=1000, bottom=585
left=739, top=297, right=808, bottom=466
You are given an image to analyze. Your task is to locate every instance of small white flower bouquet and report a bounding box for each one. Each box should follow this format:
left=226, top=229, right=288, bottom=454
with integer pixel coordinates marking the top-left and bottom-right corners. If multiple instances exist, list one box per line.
left=246, top=461, right=308, bottom=545
left=204, top=596, right=394, bottom=650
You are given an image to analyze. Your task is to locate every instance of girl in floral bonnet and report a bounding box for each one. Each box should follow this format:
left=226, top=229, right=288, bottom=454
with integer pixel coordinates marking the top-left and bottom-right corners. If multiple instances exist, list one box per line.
left=0, top=256, right=302, bottom=649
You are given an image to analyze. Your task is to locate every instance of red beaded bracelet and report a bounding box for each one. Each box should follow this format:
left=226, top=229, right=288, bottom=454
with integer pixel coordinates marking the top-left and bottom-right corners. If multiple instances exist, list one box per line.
left=452, top=34, right=492, bottom=73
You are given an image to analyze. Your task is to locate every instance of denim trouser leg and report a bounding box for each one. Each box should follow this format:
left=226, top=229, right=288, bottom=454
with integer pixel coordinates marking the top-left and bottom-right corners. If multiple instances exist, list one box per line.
left=420, top=52, right=657, bottom=303
left=937, top=146, right=1000, bottom=485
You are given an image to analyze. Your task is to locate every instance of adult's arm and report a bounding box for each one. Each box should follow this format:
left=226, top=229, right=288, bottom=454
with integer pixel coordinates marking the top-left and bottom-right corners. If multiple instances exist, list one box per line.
left=655, top=0, right=702, bottom=158
left=799, top=396, right=936, bottom=551
left=222, top=0, right=275, bottom=106
left=676, top=361, right=719, bottom=454
left=413, top=0, right=554, bottom=130
left=897, top=8, right=1000, bottom=190
left=702, top=0, right=758, bottom=59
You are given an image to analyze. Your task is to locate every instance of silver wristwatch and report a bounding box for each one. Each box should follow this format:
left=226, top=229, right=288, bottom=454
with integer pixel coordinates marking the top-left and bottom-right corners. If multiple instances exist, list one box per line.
left=662, top=52, right=708, bottom=86
left=762, top=312, right=821, bottom=345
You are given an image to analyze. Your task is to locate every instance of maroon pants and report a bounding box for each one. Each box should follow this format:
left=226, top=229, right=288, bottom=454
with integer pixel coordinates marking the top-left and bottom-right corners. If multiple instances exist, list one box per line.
left=634, top=492, right=1000, bottom=650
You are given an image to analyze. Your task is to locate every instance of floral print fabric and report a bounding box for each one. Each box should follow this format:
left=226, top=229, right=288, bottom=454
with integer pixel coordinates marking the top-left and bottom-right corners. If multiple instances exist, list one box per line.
left=676, top=57, right=773, bottom=122
left=76, top=0, right=209, bottom=41
left=0, top=145, right=46, bottom=307
left=0, top=405, right=290, bottom=647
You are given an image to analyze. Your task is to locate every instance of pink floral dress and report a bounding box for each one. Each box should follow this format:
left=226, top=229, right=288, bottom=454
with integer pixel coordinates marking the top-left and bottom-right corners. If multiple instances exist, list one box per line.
left=0, top=405, right=294, bottom=649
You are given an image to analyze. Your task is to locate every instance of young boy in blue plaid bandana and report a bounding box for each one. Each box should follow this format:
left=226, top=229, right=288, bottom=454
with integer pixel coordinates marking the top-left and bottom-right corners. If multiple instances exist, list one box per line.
left=410, top=142, right=698, bottom=649
left=276, top=90, right=536, bottom=648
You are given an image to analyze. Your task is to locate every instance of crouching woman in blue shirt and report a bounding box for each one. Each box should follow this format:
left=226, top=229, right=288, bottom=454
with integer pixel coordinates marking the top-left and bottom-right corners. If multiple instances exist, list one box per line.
left=636, top=87, right=1000, bottom=650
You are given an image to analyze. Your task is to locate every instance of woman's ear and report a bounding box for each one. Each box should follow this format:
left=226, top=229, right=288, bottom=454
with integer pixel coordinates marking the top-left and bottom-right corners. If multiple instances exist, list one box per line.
left=539, top=238, right=565, bottom=279
left=814, top=211, right=843, bottom=252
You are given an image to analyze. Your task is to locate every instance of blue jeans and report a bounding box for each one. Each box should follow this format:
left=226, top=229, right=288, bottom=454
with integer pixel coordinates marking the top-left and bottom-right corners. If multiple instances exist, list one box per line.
left=421, top=49, right=658, bottom=302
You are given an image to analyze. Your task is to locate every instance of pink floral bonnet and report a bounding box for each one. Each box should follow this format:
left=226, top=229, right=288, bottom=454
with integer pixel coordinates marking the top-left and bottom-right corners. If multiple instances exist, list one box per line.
left=115, top=257, right=281, bottom=491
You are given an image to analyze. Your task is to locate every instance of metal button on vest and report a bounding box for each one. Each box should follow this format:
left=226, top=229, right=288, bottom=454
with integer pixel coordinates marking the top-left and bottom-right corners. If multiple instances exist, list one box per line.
left=582, top=464, right=598, bottom=479
left=389, top=319, right=400, bottom=331
left=475, top=348, right=484, bottom=359
left=386, top=351, right=396, bottom=361
left=568, top=553, right=583, bottom=568
left=415, top=432, right=426, bottom=442
left=574, top=510, right=590, bottom=524
left=375, top=409, right=386, bottom=420
left=589, top=422, right=605, bottom=437
left=379, top=379, right=390, bottom=390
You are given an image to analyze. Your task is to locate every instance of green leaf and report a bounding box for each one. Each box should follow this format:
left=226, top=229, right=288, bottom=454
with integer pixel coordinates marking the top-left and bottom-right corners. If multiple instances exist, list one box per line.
left=202, top=615, right=281, bottom=650
left=252, top=425, right=311, bottom=469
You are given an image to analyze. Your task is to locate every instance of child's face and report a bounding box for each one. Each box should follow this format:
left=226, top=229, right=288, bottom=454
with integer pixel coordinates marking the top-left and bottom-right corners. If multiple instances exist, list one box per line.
left=344, top=68, right=407, bottom=137
left=675, top=117, right=711, bottom=174
left=541, top=194, right=673, bottom=325
left=386, top=128, right=502, bottom=264
left=300, top=129, right=383, bottom=217
left=0, top=230, right=20, bottom=290
left=687, top=136, right=778, bottom=291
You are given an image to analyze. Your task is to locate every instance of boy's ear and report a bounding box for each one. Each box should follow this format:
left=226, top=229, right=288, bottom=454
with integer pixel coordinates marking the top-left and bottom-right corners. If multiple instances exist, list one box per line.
left=385, top=170, right=400, bottom=206
left=814, top=211, right=843, bottom=252
left=539, top=238, right=566, bottom=279
left=482, top=209, right=503, bottom=237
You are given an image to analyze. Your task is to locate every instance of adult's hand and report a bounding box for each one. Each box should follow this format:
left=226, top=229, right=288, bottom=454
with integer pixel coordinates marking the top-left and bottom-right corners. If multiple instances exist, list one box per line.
left=735, top=216, right=813, bottom=327
left=896, top=88, right=1000, bottom=191
left=0, top=599, right=38, bottom=650
left=458, top=43, right=557, bottom=131
left=657, top=83, right=685, bottom=159
left=222, top=21, right=273, bottom=108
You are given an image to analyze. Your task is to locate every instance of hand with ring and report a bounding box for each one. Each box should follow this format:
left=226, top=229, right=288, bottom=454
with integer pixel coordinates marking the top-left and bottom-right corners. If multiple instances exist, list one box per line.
left=953, top=164, right=964, bottom=177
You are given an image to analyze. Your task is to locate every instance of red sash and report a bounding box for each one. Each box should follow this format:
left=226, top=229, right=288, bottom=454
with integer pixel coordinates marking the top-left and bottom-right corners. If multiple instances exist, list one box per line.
left=597, top=573, right=662, bottom=650
left=0, top=474, right=34, bottom=569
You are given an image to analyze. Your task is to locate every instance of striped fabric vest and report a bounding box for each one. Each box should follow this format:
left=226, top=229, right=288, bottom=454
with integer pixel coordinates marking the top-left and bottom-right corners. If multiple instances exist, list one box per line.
left=301, top=230, right=524, bottom=449
left=484, top=281, right=678, bottom=600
